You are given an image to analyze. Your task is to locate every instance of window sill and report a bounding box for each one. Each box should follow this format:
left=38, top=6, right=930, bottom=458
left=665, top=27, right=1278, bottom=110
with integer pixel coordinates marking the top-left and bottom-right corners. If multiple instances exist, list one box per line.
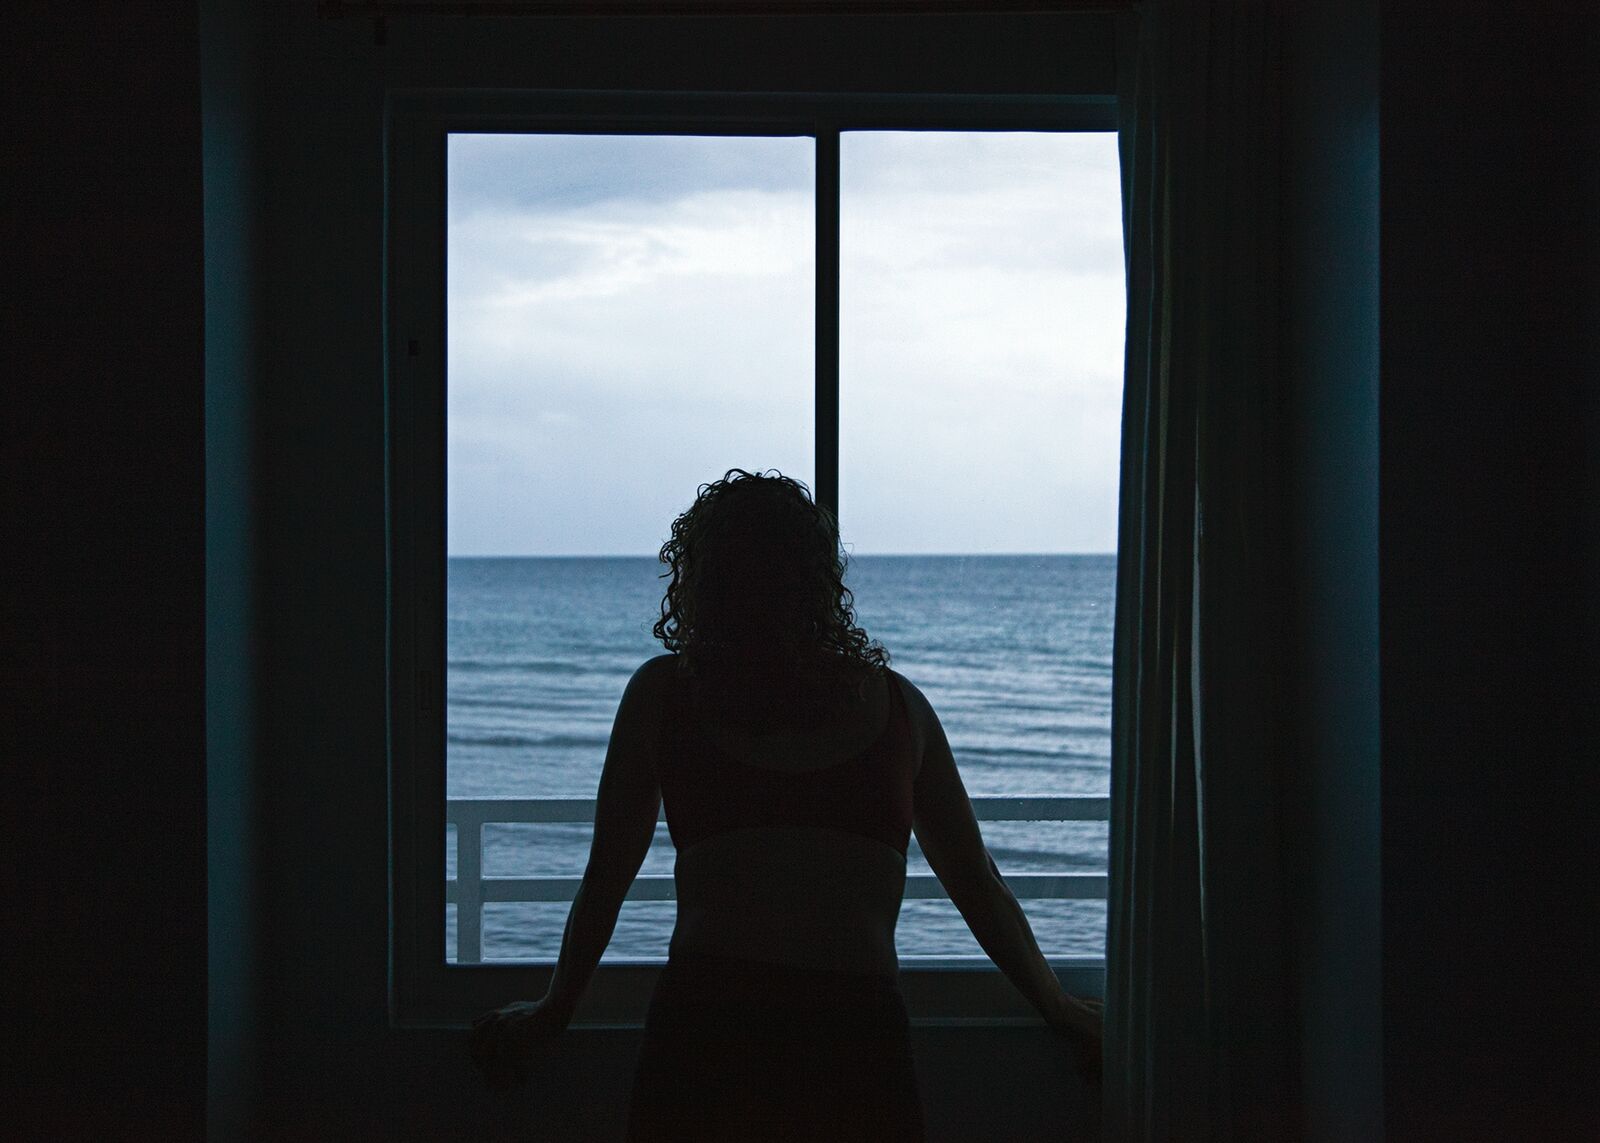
left=395, top=957, right=1104, bottom=1030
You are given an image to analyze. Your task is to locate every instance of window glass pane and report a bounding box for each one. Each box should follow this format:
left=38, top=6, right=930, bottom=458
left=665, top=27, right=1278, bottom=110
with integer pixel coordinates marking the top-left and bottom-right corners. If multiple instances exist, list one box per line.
left=897, top=900, right=1109, bottom=959
left=446, top=133, right=814, bottom=961
left=839, top=132, right=1123, bottom=957
left=482, top=903, right=679, bottom=962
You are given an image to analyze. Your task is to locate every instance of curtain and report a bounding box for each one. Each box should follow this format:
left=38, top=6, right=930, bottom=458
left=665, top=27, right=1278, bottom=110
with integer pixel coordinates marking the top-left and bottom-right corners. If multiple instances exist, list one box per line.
left=1105, top=3, right=1294, bottom=1138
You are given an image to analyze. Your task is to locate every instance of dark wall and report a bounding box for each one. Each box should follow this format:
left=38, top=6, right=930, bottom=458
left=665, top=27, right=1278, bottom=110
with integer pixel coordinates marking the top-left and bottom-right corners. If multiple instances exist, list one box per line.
left=1281, top=2, right=1383, bottom=1138
left=2, top=5, right=208, bottom=1139
left=1379, top=2, right=1598, bottom=1138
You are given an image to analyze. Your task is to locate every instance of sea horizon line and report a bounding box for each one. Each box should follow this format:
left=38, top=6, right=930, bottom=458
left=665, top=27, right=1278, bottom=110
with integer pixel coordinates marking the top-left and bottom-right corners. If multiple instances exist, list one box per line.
left=448, top=551, right=1118, bottom=560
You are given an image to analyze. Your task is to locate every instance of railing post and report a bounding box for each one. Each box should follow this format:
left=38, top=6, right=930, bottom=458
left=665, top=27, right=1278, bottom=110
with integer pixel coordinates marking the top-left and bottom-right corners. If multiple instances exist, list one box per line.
left=456, top=810, right=484, bottom=965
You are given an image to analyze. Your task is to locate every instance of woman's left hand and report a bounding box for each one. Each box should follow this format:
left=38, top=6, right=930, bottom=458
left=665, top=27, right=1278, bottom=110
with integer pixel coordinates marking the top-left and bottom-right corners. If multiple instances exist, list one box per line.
left=1047, top=995, right=1103, bottom=1082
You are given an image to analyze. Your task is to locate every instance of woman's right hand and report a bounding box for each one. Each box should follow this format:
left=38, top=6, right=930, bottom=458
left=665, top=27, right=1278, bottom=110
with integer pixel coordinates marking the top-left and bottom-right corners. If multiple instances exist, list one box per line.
left=470, top=997, right=570, bottom=1091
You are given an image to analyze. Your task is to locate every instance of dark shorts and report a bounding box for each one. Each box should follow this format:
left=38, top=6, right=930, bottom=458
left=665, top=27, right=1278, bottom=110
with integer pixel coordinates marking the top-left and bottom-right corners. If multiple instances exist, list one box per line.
left=625, top=952, right=926, bottom=1143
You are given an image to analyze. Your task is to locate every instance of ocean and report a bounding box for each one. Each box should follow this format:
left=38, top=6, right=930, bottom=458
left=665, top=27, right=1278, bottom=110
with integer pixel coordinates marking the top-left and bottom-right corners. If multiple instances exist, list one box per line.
left=447, top=554, right=1113, bottom=961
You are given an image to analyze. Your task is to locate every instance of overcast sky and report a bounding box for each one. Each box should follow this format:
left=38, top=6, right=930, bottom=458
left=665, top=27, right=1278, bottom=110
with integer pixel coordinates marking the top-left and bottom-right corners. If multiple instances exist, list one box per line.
left=447, top=131, right=1124, bottom=556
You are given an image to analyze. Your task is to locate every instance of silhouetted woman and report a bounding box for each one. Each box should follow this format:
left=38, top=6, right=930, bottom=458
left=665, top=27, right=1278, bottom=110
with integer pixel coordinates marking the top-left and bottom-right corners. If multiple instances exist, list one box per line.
left=472, top=470, right=1102, bottom=1140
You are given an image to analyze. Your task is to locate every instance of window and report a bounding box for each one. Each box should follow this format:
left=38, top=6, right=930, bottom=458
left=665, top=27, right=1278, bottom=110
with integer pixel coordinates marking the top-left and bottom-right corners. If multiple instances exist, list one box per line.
left=390, top=90, right=1122, bottom=1026
left=445, top=131, right=815, bottom=966
left=837, top=130, right=1122, bottom=965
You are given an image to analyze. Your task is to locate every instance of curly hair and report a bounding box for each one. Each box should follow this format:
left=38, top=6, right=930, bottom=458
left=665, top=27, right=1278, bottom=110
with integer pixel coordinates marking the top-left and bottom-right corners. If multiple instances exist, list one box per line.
left=653, top=470, right=887, bottom=715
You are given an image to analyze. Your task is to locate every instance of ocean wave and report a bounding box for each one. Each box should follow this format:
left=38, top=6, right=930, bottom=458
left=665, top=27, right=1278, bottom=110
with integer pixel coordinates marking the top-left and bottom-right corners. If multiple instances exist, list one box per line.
left=954, top=743, right=1106, bottom=763
left=447, top=694, right=604, bottom=713
left=935, top=841, right=1108, bottom=871
left=449, top=658, right=626, bottom=676
left=447, top=731, right=610, bottom=750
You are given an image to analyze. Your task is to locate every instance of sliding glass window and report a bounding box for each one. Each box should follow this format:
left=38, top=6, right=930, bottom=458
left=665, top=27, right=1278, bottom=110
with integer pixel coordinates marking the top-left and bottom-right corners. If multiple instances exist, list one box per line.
left=445, top=133, right=814, bottom=962
left=839, top=131, right=1123, bottom=960
left=436, top=120, right=1122, bottom=969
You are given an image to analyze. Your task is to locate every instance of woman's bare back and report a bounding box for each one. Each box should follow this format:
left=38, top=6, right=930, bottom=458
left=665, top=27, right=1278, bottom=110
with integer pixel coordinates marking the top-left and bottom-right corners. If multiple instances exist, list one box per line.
left=664, top=667, right=917, bottom=977
left=695, top=668, right=897, bottom=773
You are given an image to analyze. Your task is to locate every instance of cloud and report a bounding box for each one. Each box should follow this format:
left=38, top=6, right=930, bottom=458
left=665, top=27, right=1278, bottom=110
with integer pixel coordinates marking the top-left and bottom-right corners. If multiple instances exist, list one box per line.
left=836, top=132, right=1125, bottom=555
left=449, top=133, right=813, bottom=215
left=446, top=131, right=1124, bottom=556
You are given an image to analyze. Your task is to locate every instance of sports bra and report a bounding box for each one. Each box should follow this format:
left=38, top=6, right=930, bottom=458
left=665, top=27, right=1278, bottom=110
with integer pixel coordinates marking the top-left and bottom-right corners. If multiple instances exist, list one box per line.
left=656, top=671, right=917, bottom=857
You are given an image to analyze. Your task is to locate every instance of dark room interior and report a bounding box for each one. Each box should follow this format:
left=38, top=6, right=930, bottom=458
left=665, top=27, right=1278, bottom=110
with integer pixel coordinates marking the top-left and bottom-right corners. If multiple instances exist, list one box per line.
left=3, top=1, right=1595, bottom=1139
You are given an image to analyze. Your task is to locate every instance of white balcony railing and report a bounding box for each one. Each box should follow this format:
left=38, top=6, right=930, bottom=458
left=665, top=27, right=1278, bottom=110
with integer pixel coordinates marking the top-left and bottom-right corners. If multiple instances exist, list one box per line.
left=446, top=796, right=1110, bottom=965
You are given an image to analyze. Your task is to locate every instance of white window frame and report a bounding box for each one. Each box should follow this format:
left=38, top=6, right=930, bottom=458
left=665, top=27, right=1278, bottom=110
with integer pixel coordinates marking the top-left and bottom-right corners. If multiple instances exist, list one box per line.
left=388, top=87, right=1120, bottom=1028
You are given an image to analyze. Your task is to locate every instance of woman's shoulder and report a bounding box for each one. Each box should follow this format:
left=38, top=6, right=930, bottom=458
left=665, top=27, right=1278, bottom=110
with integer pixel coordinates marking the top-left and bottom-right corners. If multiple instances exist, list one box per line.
left=631, top=652, right=681, bottom=686
left=634, top=652, right=679, bottom=678
left=884, top=667, right=930, bottom=715
left=622, top=654, right=683, bottom=710
left=884, top=669, right=935, bottom=768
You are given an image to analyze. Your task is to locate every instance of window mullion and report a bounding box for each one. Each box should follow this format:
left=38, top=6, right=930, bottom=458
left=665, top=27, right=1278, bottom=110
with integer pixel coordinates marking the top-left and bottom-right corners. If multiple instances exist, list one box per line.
left=815, top=123, right=841, bottom=520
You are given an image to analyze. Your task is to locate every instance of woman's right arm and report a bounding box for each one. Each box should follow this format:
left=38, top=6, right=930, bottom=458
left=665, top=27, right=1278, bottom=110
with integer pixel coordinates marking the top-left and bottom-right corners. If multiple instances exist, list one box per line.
left=902, top=677, right=1102, bottom=1061
left=470, top=656, right=667, bottom=1088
